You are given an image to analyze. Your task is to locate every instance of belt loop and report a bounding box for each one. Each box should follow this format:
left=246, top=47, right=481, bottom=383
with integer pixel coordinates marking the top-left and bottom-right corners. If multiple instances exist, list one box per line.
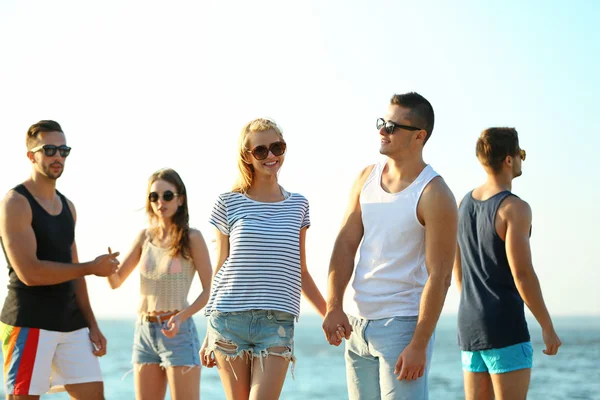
left=267, top=310, right=273, bottom=320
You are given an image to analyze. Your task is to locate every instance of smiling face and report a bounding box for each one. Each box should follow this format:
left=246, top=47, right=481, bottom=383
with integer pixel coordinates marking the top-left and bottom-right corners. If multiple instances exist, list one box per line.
left=244, top=128, right=286, bottom=179
left=148, top=179, right=184, bottom=221
left=27, top=130, right=68, bottom=180
left=378, top=104, right=427, bottom=158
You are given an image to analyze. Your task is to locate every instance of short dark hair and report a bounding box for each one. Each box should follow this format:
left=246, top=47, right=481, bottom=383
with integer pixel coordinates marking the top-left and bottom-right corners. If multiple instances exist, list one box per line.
left=26, top=120, right=63, bottom=150
left=476, top=127, right=520, bottom=172
left=390, top=92, right=435, bottom=143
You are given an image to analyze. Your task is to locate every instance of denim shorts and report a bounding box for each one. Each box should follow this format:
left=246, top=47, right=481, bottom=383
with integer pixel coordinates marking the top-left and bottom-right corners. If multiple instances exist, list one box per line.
left=206, top=309, right=295, bottom=378
left=345, top=314, right=435, bottom=400
left=132, top=316, right=201, bottom=368
left=462, top=342, right=533, bottom=374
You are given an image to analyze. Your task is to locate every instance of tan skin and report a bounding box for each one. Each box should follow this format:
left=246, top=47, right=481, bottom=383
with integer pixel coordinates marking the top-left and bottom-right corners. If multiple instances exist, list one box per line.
left=199, top=129, right=333, bottom=400
left=453, top=147, right=561, bottom=400
left=107, top=179, right=212, bottom=400
left=322, top=104, right=458, bottom=382
left=0, top=130, right=119, bottom=400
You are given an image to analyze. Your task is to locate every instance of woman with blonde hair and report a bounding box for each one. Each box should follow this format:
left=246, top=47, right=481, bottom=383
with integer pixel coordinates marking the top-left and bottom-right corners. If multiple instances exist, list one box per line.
left=108, top=168, right=212, bottom=400
left=200, top=118, right=335, bottom=400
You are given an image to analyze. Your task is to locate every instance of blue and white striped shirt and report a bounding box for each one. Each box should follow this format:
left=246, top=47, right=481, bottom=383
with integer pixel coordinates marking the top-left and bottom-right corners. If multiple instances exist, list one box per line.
left=205, top=191, right=310, bottom=317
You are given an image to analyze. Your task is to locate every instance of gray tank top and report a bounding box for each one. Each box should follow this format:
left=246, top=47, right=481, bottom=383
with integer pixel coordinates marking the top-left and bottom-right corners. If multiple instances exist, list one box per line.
left=457, top=190, right=530, bottom=351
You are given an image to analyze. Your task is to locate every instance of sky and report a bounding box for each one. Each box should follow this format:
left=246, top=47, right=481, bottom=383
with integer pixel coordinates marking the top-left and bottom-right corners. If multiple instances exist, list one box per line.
left=0, top=0, right=598, bottom=319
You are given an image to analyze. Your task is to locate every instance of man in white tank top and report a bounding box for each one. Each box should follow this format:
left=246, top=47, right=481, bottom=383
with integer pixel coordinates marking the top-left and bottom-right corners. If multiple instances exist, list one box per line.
left=323, top=93, right=458, bottom=400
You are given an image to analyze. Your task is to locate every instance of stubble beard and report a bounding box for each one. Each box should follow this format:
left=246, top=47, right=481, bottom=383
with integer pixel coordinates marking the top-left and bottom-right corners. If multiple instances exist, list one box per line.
left=41, top=163, right=63, bottom=180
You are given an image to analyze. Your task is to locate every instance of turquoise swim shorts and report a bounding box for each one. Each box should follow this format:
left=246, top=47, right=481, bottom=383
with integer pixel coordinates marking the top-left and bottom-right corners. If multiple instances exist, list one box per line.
left=461, top=342, right=533, bottom=374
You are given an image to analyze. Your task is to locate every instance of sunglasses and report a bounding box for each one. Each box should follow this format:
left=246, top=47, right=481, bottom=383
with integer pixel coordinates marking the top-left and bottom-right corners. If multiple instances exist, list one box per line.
left=520, top=149, right=526, bottom=161
left=30, top=144, right=72, bottom=158
left=148, top=190, right=178, bottom=202
left=247, top=141, right=287, bottom=161
left=376, top=118, right=423, bottom=135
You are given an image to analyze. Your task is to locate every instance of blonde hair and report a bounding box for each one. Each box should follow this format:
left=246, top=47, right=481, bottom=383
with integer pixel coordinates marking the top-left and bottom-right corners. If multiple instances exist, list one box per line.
left=232, top=118, right=284, bottom=193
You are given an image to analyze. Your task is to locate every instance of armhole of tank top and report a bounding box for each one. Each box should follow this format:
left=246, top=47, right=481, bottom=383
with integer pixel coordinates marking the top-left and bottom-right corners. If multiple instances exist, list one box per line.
left=142, top=229, right=152, bottom=249
left=14, top=185, right=31, bottom=202
left=413, top=168, right=440, bottom=228
left=57, top=191, right=73, bottom=219
left=491, top=192, right=516, bottom=243
left=360, top=162, right=381, bottom=197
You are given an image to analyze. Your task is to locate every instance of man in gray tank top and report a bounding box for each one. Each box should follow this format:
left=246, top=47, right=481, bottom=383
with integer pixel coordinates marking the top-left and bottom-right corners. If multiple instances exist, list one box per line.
left=454, top=128, right=561, bottom=400
left=323, top=93, right=458, bottom=400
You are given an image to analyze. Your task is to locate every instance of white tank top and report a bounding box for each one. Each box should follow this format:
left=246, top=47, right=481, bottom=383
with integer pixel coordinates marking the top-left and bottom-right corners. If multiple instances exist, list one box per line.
left=349, top=160, right=439, bottom=319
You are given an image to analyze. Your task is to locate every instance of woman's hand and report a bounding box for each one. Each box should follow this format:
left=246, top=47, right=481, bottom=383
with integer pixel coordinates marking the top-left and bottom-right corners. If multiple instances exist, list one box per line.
left=161, top=314, right=182, bottom=338
left=200, top=336, right=217, bottom=368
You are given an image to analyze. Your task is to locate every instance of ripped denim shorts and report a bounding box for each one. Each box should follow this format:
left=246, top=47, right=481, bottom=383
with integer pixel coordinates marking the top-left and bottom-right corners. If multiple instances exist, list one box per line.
left=206, top=309, right=295, bottom=379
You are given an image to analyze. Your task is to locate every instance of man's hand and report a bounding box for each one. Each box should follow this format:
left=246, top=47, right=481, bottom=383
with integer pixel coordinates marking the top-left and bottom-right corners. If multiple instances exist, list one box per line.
left=88, top=252, right=120, bottom=277
left=89, top=324, right=107, bottom=357
left=322, top=308, right=352, bottom=346
left=395, top=343, right=427, bottom=381
left=542, top=328, right=562, bottom=356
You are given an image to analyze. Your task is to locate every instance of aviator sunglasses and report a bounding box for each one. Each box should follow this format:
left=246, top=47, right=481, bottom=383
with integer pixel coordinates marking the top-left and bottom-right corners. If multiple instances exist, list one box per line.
left=148, top=190, right=178, bottom=202
left=376, top=118, right=423, bottom=135
left=247, top=141, right=287, bottom=161
left=519, top=149, right=526, bottom=161
left=30, top=144, right=72, bottom=158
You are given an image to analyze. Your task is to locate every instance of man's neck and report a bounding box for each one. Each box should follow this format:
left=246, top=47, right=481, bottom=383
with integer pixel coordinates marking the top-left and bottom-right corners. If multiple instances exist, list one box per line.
left=26, top=173, right=57, bottom=200
left=484, top=173, right=513, bottom=192
left=385, top=154, right=427, bottom=182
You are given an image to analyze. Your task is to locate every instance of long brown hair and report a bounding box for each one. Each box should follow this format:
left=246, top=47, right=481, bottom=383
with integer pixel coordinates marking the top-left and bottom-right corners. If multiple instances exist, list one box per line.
left=232, top=118, right=284, bottom=193
left=145, top=168, right=191, bottom=259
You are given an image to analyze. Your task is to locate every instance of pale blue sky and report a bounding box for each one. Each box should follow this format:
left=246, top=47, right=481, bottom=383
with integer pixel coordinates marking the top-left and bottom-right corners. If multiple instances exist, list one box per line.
left=0, top=1, right=598, bottom=318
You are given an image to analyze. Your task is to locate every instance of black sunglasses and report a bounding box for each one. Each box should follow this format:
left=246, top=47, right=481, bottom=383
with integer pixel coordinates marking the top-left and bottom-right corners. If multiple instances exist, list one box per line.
left=376, top=118, right=423, bottom=135
left=148, top=190, right=178, bottom=202
left=30, top=144, right=72, bottom=158
left=247, top=141, right=287, bottom=161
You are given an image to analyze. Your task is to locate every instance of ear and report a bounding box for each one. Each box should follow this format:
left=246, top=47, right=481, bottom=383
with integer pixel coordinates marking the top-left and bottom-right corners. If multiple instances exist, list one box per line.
left=26, top=150, right=36, bottom=164
left=415, top=129, right=427, bottom=143
left=178, top=195, right=185, bottom=207
left=505, top=155, right=513, bottom=166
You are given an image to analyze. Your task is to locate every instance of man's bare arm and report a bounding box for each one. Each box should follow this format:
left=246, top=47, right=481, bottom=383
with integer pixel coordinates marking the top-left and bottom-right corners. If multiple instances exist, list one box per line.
left=503, top=198, right=561, bottom=355
left=412, top=178, right=458, bottom=347
left=0, top=191, right=118, bottom=286
left=322, top=165, right=373, bottom=344
left=326, top=166, right=373, bottom=310
left=395, top=178, right=457, bottom=381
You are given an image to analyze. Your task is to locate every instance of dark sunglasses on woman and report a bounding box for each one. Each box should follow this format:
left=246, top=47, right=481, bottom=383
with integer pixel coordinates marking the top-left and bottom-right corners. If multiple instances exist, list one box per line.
left=148, top=191, right=178, bottom=202
left=30, top=144, right=72, bottom=158
left=247, top=141, right=287, bottom=161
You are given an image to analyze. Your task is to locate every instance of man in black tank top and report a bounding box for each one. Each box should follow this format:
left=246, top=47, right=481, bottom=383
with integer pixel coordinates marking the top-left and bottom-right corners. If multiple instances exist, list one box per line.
left=454, top=127, right=561, bottom=400
left=0, top=121, right=120, bottom=399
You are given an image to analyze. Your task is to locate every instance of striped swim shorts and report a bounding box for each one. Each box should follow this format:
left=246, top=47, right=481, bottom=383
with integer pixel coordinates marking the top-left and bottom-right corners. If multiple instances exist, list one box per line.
left=0, top=322, right=102, bottom=396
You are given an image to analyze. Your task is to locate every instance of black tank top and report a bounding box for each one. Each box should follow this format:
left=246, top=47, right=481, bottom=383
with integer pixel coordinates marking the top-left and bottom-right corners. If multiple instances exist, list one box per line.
left=457, top=190, right=530, bottom=351
left=0, top=184, right=87, bottom=332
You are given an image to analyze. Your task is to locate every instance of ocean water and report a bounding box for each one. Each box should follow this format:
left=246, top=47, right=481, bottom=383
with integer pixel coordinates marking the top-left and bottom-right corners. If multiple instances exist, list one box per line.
left=1, top=316, right=598, bottom=399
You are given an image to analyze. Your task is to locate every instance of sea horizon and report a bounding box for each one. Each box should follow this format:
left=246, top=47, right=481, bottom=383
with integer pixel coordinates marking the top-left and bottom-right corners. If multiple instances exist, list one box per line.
left=1, top=315, right=598, bottom=399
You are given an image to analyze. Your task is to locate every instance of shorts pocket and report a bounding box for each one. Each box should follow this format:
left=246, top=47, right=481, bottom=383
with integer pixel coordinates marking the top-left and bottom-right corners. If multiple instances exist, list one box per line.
left=521, top=342, right=533, bottom=358
left=272, top=310, right=294, bottom=324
